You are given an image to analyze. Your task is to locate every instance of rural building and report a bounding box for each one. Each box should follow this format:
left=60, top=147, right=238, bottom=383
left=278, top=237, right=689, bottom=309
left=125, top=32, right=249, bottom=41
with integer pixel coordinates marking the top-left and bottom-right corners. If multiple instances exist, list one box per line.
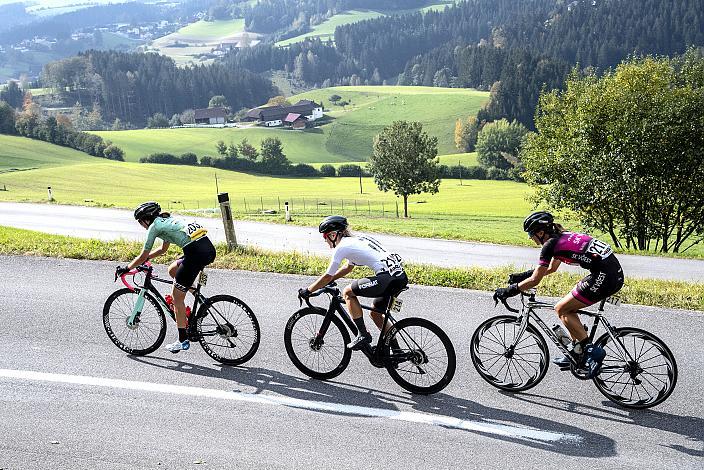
left=284, top=113, right=308, bottom=129
left=194, top=107, right=228, bottom=124
left=245, top=100, right=323, bottom=127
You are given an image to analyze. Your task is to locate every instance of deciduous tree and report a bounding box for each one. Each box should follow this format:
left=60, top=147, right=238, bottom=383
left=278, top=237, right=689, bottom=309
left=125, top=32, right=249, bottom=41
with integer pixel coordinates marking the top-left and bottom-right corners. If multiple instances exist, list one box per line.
left=522, top=50, right=704, bottom=253
left=370, top=120, right=440, bottom=217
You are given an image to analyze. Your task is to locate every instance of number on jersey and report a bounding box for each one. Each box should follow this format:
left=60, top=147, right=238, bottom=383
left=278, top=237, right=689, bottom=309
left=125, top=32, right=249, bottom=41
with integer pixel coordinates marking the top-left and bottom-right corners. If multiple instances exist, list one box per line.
left=185, top=222, right=208, bottom=241
left=586, top=239, right=613, bottom=258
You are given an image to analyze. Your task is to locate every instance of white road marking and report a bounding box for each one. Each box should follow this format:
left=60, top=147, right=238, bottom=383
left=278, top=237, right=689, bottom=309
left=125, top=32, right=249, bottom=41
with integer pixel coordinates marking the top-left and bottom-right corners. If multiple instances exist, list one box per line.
left=0, top=368, right=580, bottom=443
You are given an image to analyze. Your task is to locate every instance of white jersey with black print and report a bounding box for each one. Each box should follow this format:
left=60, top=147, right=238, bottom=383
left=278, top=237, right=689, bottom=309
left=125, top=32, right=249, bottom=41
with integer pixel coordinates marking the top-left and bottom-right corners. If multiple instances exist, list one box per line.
left=325, top=235, right=404, bottom=276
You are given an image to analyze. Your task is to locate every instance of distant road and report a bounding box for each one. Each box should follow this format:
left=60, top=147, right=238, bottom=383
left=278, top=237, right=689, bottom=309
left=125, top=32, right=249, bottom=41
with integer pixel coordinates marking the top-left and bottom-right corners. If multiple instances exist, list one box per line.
left=1, top=201, right=704, bottom=282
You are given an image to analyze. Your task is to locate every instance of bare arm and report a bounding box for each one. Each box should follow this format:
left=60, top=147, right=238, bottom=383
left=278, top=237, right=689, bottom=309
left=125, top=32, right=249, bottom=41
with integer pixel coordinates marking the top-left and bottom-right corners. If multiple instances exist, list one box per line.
left=517, top=259, right=561, bottom=291
left=148, top=241, right=170, bottom=259
left=127, top=241, right=170, bottom=269
left=307, top=263, right=354, bottom=292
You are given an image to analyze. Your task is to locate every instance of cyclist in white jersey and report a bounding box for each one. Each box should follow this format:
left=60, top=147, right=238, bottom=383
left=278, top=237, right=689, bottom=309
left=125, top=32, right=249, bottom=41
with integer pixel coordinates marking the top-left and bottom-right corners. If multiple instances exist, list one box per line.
left=298, top=215, right=408, bottom=350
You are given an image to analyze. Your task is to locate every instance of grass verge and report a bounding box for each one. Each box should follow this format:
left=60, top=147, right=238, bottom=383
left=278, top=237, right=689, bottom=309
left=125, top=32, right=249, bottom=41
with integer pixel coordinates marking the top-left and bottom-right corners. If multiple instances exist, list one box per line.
left=1, top=226, right=701, bottom=311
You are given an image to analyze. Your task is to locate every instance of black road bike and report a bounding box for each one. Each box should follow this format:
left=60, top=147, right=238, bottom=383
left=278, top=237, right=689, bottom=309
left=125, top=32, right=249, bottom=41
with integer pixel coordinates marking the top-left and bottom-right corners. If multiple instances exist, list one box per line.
left=470, top=290, right=677, bottom=409
left=283, top=282, right=456, bottom=395
left=103, top=263, right=260, bottom=365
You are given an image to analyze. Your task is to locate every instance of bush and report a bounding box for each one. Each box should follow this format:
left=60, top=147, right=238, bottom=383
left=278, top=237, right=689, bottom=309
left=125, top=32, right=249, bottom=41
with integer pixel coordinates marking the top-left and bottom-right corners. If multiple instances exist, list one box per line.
left=199, top=155, right=214, bottom=166
left=337, top=164, right=362, bottom=177
left=486, top=166, right=509, bottom=180
left=464, top=165, right=487, bottom=179
left=180, top=152, right=198, bottom=165
left=291, top=163, right=320, bottom=177
left=103, top=144, right=125, bottom=161
left=146, top=113, right=169, bottom=129
left=319, top=164, right=336, bottom=177
left=140, top=152, right=178, bottom=164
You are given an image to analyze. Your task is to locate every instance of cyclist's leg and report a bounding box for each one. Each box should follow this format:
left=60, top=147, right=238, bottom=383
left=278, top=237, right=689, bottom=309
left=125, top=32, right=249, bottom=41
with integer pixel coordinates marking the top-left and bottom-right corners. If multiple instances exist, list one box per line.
left=554, top=294, right=590, bottom=342
left=369, top=273, right=408, bottom=333
left=167, top=257, right=183, bottom=279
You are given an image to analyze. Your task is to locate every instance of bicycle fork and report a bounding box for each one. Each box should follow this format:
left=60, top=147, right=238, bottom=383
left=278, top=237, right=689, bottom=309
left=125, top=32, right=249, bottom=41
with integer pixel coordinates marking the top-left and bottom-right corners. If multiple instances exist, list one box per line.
left=127, top=288, right=147, bottom=327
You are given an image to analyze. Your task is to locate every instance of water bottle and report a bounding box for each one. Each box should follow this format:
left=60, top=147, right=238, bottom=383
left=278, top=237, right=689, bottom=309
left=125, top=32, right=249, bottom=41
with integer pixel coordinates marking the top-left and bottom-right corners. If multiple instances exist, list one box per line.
left=552, top=324, right=572, bottom=348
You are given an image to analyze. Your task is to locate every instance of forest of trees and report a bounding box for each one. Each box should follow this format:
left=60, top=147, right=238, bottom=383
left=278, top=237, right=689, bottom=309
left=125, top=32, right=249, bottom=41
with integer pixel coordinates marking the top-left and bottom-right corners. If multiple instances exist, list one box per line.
left=30, top=0, right=704, bottom=127
left=41, top=51, right=277, bottom=126
left=225, top=0, right=704, bottom=127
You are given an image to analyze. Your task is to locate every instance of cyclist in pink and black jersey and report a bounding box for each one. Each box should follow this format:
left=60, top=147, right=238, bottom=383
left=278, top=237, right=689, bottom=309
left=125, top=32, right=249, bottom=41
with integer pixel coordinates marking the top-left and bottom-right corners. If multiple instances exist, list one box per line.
left=494, top=211, right=624, bottom=378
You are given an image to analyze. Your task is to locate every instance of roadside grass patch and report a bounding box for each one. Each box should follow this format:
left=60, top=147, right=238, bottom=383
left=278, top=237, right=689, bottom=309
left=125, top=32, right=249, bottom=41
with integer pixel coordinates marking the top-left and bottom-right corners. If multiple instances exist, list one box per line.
left=1, top=226, right=701, bottom=311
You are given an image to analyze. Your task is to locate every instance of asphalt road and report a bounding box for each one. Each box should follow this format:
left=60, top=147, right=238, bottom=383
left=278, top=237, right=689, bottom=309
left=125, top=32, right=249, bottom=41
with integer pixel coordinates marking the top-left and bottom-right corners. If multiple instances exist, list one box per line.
left=2, top=202, right=704, bottom=282
left=1, top=256, right=702, bottom=469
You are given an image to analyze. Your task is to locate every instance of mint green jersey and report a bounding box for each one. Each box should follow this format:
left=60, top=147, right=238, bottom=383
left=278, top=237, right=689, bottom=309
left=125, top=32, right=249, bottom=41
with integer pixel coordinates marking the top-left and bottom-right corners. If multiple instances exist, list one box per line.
left=143, top=216, right=208, bottom=251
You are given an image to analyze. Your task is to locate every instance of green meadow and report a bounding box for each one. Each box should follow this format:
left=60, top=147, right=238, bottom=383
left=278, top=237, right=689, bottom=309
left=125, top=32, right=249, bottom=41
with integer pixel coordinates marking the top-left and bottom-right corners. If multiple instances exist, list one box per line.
left=276, top=10, right=385, bottom=46
left=93, top=86, right=489, bottom=163
left=176, top=19, right=246, bottom=39
left=275, top=2, right=456, bottom=46
left=2, top=134, right=702, bottom=257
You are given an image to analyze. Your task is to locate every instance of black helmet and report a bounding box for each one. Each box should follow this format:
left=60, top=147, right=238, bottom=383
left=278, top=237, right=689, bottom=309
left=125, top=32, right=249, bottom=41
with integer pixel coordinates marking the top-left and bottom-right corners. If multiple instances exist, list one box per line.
left=523, top=211, right=554, bottom=235
left=319, top=215, right=348, bottom=233
left=134, top=201, right=161, bottom=221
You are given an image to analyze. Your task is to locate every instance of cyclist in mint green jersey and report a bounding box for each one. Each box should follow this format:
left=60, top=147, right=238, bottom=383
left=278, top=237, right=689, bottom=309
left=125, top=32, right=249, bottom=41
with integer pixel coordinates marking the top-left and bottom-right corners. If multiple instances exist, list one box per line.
left=116, top=201, right=216, bottom=353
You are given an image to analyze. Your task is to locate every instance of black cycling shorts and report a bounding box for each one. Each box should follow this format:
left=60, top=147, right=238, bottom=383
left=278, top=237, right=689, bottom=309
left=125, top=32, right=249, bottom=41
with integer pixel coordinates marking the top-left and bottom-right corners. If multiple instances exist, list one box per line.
left=174, top=236, right=216, bottom=292
left=351, top=271, right=409, bottom=312
left=572, top=255, right=624, bottom=306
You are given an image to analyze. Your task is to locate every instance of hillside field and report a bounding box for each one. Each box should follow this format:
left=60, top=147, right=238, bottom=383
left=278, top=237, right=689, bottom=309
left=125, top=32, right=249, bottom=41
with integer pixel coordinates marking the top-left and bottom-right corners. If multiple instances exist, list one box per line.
left=275, top=2, right=455, bottom=46
left=93, top=86, right=489, bottom=163
left=2, top=135, right=704, bottom=257
left=276, top=10, right=385, bottom=46
left=148, top=19, right=258, bottom=66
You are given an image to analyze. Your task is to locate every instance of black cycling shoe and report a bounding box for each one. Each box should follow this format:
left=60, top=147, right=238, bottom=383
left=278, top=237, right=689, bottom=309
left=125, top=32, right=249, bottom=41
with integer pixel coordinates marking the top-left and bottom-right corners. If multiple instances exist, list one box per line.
left=347, top=332, right=372, bottom=350
left=552, top=354, right=572, bottom=370
left=583, top=344, right=606, bottom=379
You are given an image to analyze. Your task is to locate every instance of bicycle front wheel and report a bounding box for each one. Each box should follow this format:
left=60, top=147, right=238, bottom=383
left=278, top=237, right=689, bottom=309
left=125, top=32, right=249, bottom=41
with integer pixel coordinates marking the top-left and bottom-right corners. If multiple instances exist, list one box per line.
left=470, top=315, right=550, bottom=392
left=593, top=327, right=677, bottom=409
left=195, top=295, right=260, bottom=365
left=384, top=317, right=456, bottom=395
left=102, top=288, right=167, bottom=355
left=284, top=307, right=352, bottom=380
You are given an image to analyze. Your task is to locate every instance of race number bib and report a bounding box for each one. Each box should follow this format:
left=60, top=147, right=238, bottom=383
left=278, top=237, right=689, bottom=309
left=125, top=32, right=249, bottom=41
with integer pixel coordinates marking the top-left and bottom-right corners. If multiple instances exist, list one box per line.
left=183, top=221, right=208, bottom=241
left=384, top=253, right=404, bottom=276
left=586, top=239, right=613, bottom=259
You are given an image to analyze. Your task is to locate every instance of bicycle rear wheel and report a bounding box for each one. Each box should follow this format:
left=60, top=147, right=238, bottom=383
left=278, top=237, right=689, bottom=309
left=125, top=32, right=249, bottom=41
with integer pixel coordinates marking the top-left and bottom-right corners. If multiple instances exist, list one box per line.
left=593, top=327, right=677, bottom=409
left=470, top=315, right=549, bottom=392
left=195, top=295, right=260, bottom=365
left=102, top=288, right=167, bottom=355
left=384, top=317, right=456, bottom=395
left=284, top=307, right=352, bottom=380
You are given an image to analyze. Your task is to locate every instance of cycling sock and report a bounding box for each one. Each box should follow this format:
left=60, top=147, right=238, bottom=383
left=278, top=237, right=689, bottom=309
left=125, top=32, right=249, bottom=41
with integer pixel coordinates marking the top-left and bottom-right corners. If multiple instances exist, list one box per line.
left=178, top=328, right=188, bottom=342
left=353, top=317, right=368, bottom=335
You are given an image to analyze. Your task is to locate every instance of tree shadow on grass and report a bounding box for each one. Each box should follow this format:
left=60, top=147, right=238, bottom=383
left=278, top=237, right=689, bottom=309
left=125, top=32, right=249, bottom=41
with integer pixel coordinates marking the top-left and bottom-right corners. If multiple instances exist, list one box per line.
left=127, top=356, right=615, bottom=457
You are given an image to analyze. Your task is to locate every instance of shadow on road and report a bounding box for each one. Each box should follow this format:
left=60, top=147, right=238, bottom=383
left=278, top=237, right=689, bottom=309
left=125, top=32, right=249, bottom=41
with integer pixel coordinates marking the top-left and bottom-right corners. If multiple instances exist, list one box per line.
left=127, top=356, right=616, bottom=457
left=499, top=391, right=703, bottom=457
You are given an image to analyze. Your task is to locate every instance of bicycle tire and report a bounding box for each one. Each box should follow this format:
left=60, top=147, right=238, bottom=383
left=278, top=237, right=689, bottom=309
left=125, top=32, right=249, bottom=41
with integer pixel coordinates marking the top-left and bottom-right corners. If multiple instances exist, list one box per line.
left=470, top=315, right=550, bottom=392
left=592, top=327, right=677, bottom=409
left=195, top=295, right=261, bottom=365
left=102, top=288, right=167, bottom=355
left=284, top=307, right=352, bottom=380
left=383, top=317, right=456, bottom=395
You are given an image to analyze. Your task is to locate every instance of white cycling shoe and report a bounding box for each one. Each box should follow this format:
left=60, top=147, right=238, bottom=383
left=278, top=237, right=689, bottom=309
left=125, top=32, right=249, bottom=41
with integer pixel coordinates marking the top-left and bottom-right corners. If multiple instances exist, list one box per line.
left=164, top=340, right=190, bottom=353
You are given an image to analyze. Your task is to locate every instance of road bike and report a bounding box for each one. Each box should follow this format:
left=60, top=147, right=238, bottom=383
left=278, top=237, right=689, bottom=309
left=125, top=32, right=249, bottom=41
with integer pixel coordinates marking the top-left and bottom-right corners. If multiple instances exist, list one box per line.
left=103, top=262, right=260, bottom=365
left=283, top=282, right=456, bottom=395
left=470, top=290, right=677, bottom=409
